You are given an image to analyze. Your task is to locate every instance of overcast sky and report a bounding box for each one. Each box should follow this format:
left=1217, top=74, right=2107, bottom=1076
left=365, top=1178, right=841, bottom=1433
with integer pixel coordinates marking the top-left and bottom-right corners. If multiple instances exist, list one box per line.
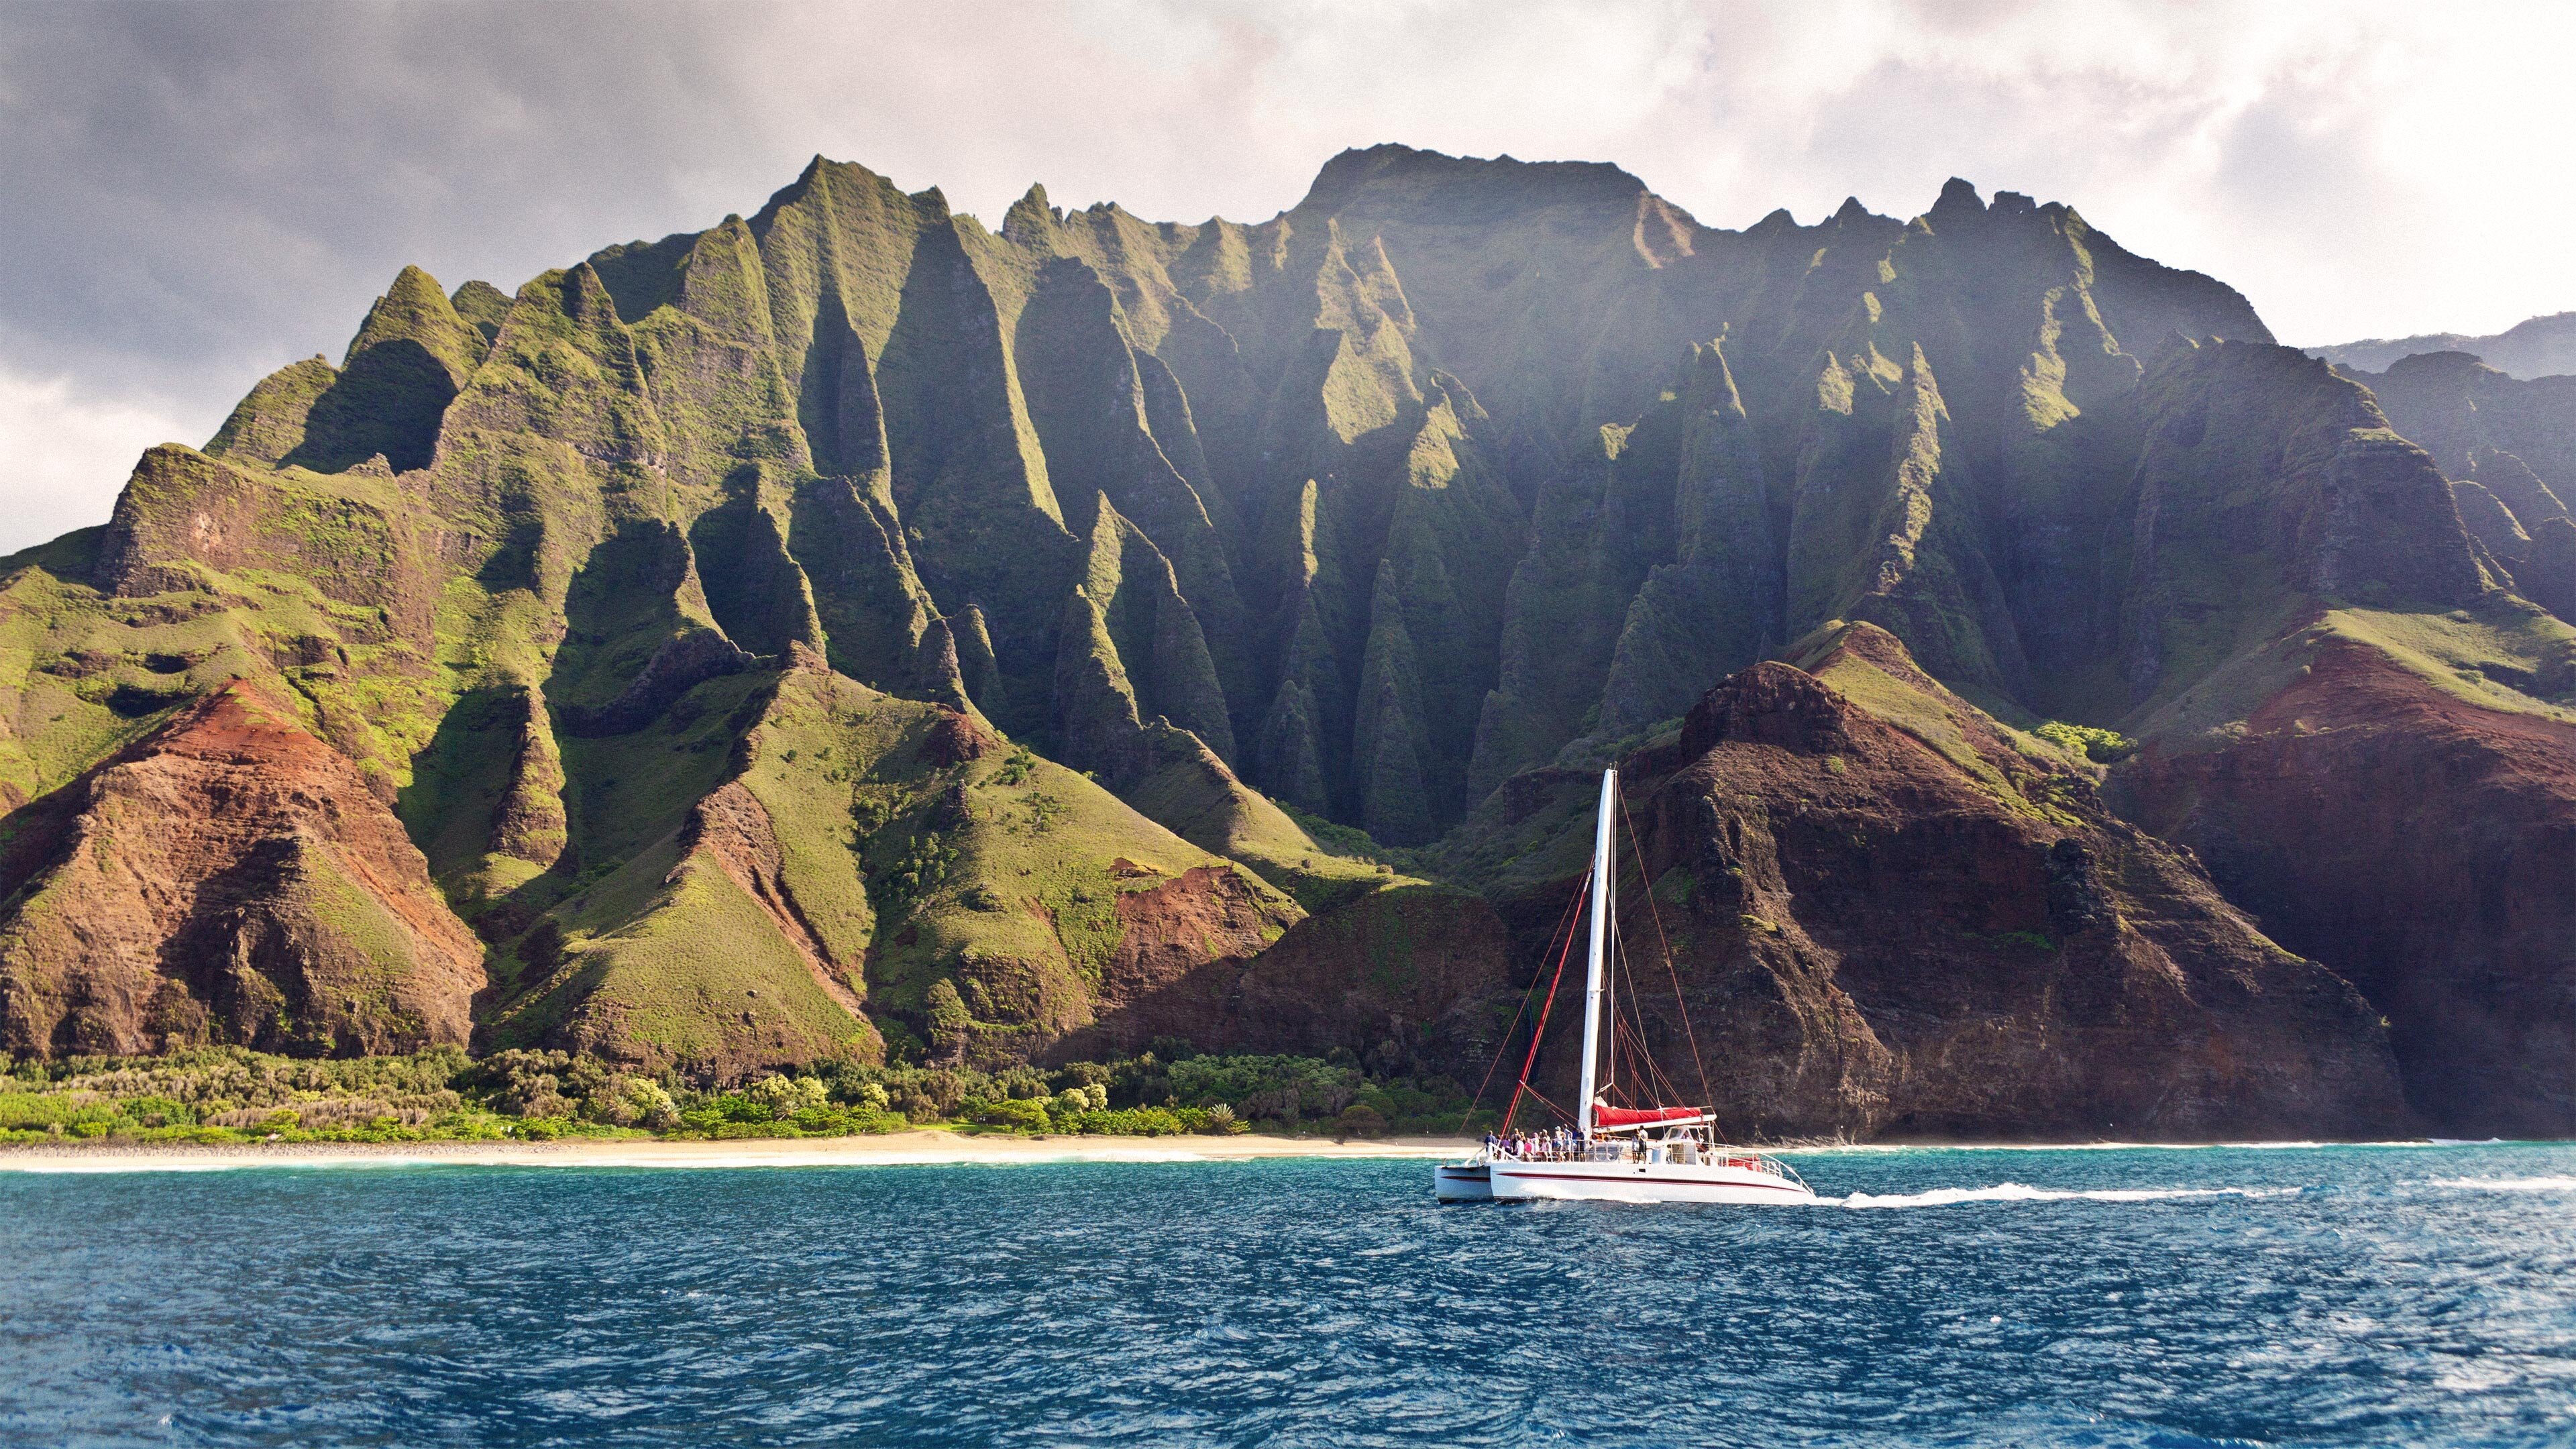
left=5, top=0, right=2574, bottom=553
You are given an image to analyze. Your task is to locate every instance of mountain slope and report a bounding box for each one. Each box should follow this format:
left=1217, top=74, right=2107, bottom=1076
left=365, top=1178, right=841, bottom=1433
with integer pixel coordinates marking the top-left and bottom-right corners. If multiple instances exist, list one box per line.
left=1437, top=625, right=2404, bottom=1140
left=5, top=146, right=2575, bottom=1134
left=0, top=681, right=480, bottom=1057
left=2116, top=626, right=2576, bottom=1135
left=2310, top=312, right=2576, bottom=380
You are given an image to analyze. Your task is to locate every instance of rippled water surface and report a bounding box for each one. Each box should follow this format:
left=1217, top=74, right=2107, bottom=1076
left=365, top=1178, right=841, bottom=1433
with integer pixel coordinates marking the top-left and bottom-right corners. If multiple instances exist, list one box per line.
left=7, top=1144, right=2576, bottom=1446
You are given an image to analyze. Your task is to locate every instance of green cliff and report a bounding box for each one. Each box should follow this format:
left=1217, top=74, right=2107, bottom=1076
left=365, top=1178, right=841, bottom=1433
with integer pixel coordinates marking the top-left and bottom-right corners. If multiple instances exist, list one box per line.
left=7, top=146, right=2575, bottom=1137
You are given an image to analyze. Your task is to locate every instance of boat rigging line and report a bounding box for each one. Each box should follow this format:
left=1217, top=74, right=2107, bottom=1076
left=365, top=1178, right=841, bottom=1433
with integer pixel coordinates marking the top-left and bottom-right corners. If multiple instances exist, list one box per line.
left=1621, top=792, right=1713, bottom=1116
left=1451, top=869, right=1587, bottom=1136
left=1501, top=871, right=1588, bottom=1133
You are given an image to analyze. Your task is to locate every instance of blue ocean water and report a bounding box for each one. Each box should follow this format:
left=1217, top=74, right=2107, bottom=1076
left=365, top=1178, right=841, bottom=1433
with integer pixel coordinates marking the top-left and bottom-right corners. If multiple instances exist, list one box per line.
left=4, top=1144, right=2575, bottom=1447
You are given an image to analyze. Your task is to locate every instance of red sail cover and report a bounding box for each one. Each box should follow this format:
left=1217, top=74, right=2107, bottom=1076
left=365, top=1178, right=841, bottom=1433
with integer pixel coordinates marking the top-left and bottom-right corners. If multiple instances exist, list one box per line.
left=1592, top=1106, right=1705, bottom=1127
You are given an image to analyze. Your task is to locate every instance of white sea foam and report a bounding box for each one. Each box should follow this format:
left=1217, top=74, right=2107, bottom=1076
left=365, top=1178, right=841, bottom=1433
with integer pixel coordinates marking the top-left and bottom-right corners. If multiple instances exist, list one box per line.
left=1833, top=1182, right=2299, bottom=1208
left=0, top=1149, right=1199, bottom=1174
left=2426, top=1175, right=2576, bottom=1193
left=2435, top=1361, right=2520, bottom=1392
left=0, top=1140, right=1451, bottom=1174
left=0, top=1155, right=455, bottom=1174
left=1777, top=1139, right=2431, bottom=1155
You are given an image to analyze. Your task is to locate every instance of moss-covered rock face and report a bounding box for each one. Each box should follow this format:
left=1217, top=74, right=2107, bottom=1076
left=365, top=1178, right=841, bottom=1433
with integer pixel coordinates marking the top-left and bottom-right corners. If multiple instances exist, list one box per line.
left=1435, top=625, right=2408, bottom=1141
left=7, top=146, right=2576, bottom=1123
left=0, top=683, right=482, bottom=1058
left=2342, top=352, right=2576, bottom=628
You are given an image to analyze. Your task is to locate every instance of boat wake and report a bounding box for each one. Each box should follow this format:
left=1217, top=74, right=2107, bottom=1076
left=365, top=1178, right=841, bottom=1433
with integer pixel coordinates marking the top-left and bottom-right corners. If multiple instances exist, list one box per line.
left=1833, top=1183, right=2300, bottom=1208
left=2425, top=1175, right=2576, bottom=1193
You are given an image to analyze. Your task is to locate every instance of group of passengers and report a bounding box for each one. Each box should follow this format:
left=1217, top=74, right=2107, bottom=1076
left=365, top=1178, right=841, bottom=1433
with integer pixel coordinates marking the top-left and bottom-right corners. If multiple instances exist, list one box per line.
left=1484, top=1127, right=1580, bottom=1161
left=1483, top=1126, right=1741, bottom=1167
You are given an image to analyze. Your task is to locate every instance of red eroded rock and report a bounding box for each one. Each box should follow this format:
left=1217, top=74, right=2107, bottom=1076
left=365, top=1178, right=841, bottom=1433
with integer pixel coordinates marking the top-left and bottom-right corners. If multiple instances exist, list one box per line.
left=1496, top=647, right=2406, bottom=1141
left=1040, top=869, right=1511, bottom=1071
left=2116, top=639, right=2576, bottom=1135
left=1218, top=884, right=1513, bottom=1067
left=1099, top=865, right=1280, bottom=1005
left=0, top=681, right=484, bottom=1057
left=679, top=780, right=869, bottom=1019
left=922, top=707, right=999, bottom=766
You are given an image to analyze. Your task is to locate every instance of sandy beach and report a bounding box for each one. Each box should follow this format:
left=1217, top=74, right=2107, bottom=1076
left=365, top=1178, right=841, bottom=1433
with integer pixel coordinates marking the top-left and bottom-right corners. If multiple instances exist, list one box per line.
left=0, top=1131, right=1476, bottom=1173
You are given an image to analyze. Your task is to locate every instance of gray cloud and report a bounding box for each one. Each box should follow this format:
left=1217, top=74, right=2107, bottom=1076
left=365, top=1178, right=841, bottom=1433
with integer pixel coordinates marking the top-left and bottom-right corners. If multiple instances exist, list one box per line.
left=3, top=2, right=796, bottom=397
left=5, top=0, right=2574, bottom=551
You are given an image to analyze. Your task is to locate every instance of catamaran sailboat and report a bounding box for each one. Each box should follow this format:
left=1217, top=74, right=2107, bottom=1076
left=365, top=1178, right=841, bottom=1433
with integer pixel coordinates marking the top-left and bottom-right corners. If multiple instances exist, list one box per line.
left=1434, top=769, right=1816, bottom=1205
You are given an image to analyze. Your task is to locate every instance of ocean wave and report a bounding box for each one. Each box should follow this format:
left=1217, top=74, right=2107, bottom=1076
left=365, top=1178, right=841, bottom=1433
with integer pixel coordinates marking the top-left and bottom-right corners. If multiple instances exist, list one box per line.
left=2425, top=1176, right=2576, bottom=1193
left=1834, top=1183, right=2299, bottom=1208
left=1780, top=1140, right=2433, bottom=1155
left=0, top=1155, right=456, bottom=1175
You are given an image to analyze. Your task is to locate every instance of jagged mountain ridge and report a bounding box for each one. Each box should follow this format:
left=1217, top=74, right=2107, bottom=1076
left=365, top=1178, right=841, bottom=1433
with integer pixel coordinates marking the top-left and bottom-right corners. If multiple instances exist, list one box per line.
left=2338, top=352, right=2576, bottom=623
left=6, top=145, right=2576, bottom=1135
left=2311, top=311, right=2576, bottom=380
left=205, top=152, right=2286, bottom=853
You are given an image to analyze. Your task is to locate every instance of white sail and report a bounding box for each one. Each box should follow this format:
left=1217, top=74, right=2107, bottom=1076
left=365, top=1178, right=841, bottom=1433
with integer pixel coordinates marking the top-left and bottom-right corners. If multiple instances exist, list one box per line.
left=1574, top=767, right=1616, bottom=1141
left=1434, top=763, right=1817, bottom=1205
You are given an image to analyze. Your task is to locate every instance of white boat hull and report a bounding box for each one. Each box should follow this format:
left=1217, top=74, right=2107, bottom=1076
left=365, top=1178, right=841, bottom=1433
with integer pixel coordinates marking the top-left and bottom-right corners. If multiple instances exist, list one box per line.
left=1487, top=1158, right=1816, bottom=1205
left=1432, top=1163, right=1493, bottom=1201
left=1436, top=769, right=1826, bottom=1209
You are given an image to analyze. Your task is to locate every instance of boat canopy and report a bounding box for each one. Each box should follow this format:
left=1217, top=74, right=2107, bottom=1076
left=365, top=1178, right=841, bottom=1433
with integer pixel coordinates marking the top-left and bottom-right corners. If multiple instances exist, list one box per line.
left=1592, top=1105, right=1709, bottom=1129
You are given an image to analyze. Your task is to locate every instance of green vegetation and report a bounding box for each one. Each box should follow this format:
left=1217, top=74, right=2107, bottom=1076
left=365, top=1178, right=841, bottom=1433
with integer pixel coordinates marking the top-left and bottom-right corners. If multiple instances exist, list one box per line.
left=2032, top=720, right=2135, bottom=763
left=883, top=829, right=959, bottom=905
left=2317, top=598, right=2576, bottom=718
left=13, top=146, right=2576, bottom=1114
left=1, top=1047, right=518, bottom=1144
left=0, top=1040, right=1479, bottom=1146
left=947, top=1043, right=1478, bottom=1138
left=1957, top=927, right=2057, bottom=953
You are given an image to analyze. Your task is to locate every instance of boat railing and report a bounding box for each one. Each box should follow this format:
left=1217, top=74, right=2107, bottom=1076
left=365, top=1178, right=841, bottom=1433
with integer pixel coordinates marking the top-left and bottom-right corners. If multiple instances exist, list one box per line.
left=1482, top=1140, right=1807, bottom=1183
left=1713, top=1150, right=1801, bottom=1183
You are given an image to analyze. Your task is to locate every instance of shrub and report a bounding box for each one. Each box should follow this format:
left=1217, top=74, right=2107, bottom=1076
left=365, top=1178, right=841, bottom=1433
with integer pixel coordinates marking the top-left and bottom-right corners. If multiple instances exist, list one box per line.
left=290, top=1099, right=432, bottom=1131
left=1057, top=1106, right=1201, bottom=1136
left=2033, top=720, right=2135, bottom=763
left=747, top=1075, right=829, bottom=1120
left=969, top=1097, right=1050, bottom=1130
left=877, top=1065, right=977, bottom=1121
left=210, top=1107, right=303, bottom=1132
left=0, top=1038, right=1479, bottom=1144
left=888, top=831, right=959, bottom=904
left=120, top=1094, right=197, bottom=1128
left=1336, top=1104, right=1389, bottom=1138
left=588, top=1076, right=679, bottom=1129
left=469, top=1049, right=586, bottom=1119
left=1166, top=1053, right=1362, bottom=1122
left=0, top=1092, right=103, bottom=1130
left=924, top=980, right=972, bottom=1057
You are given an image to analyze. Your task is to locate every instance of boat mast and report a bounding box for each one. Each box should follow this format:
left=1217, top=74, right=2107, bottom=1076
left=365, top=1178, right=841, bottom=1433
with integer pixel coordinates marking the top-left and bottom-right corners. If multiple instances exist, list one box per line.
left=1576, top=768, right=1616, bottom=1141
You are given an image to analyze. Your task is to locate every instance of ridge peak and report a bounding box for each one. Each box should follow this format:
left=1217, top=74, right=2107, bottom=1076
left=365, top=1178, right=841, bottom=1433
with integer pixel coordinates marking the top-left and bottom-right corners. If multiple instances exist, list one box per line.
left=1930, top=176, right=1984, bottom=216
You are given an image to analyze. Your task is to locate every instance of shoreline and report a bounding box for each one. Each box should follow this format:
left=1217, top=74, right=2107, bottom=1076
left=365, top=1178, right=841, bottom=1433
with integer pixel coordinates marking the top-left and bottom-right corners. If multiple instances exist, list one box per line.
left=0, top=1130, right=1476, bottom=1172
left=0, top=1133, right=2511, bottom=1174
